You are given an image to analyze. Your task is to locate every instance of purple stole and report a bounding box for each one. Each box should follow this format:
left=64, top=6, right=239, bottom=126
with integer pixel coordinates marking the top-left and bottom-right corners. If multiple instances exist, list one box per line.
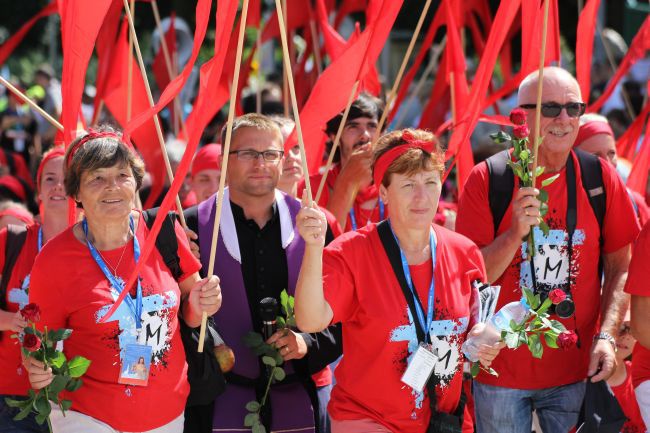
left=198, top=189, right=315, bottom=433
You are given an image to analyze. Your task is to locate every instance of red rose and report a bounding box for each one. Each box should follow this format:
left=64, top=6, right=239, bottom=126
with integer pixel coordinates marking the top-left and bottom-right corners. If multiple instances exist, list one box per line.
left=20, top=303, right=40, bottom=323
left=510, top=108, right=527, bottom=125
left=548, top=289, right=567, bottom=305
left=22, top=334, right=41, bottom=352
left=557, top=331, right=578, bottom=349
left=513, top=124, right=530, bottom=139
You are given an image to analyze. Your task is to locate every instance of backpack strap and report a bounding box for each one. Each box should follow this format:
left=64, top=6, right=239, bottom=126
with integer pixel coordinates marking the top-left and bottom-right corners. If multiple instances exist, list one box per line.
left=486, top=150, right=515, bottom=237
left=574, top=149, right=606, bottom=246
left=0, top=224, right=28, bottom=312
left=141, top=209, right=183, bottom=281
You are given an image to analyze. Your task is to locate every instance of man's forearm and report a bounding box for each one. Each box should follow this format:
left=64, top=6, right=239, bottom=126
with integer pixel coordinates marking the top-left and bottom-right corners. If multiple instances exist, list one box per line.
left=480, top=230, right=523, bottom=283
left=599, top=246, right=632, bottom=336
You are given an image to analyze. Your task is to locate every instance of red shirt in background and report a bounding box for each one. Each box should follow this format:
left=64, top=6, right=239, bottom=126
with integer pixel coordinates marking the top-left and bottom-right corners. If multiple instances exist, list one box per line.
left=29, top=212, right=201, bottom=431
left=456, top=152, right=640, bottom=390
left=611, top=361, right=646, bottom=433
left=0, top=223, right=40, bottom=396
left=323, top=223, right=485, bottom=433
left=625, top=222, right=650, bottom=390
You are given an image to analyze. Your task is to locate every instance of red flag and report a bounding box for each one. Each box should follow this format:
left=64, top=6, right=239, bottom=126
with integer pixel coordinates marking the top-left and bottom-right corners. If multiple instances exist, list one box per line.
left=576, top=0, right=601, bottom=103
left=627, top=119, right=650, bottom=197
left=103, top=19, right=165, bottom=208
left=446, top=0, right=522, bottom=193
left=59, top=0, right=113, bottom=145
left=617, top=86, right=650, bottom=161
left=333, top=0, right=367, bottom=30
left=0, top=1, right=57, bottom=66
left=417, top=57, right=451, bottom=131
left=93, top=0, right=124, bottom=120
left=290, top=0, right=403, bottom=173
left=152, top=13, right=177, bottom=94
left=588, top=15, right=650, bottom=114
left=101, top=0, right=238, bottom=324
left=261, top=0, right=313, bottom=43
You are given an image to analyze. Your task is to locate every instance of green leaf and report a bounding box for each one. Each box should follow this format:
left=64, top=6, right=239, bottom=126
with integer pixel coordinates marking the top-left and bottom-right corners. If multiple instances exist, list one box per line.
left=34, top=413, right=48, bottom=425
left=535, top=166, right=545, bottom=177
left=540, top=202, right=549, bottom=217
left=273, top=352, right=284, bottom=366
left=549, top=320, right=566, bottom=333
left=280, top=290, right=290, bottom=314
left=65, top=378, right=83, bottom=392
left=532, top=294, right=542, bottom=310
left=518, top=331, right=529, bottom=346
left=68, top=356, right=91, bottom=378
left=60, top=399, right=72, bottom=413
left=252, top=422, right=267, bottom=433
left=470, top=362, right=480, bottom=378
left=48, top=351, right=66, bottom=369
left=485, top=367, right=499, bottom=377
left=519, top=150, right=530, bottom=161
left=13, top=402, right=34, bottom=421
left=243, top=332, right=264, bottom=348
left=536, top=297, right=553, bottom=316
left=537, top=189, right=549, bottom=204
left=48, top=329, right=73, bottom=342
left=33, top=393, right=51, bottom=417
left=527, top=333, right=544, bottom=359
left=273, top=368, right=286, bottom=381
left=245, top=401, right=261, bottom=412
left=541, top=173, right=560, bottom=187
left=276, top=317, right=286, bottom=329
left=244, top=412, right=259, bottom=427
left=490, top=130, right=511, bottom=144
left=47, top=375, right=69, bottom=395
left=4, top=397, right=30, bottom=408
left=544, top=332, right=559, bottom=348
left=262, top=356, right=276, bottom=367
left=504, top=331, right=520, bottom=349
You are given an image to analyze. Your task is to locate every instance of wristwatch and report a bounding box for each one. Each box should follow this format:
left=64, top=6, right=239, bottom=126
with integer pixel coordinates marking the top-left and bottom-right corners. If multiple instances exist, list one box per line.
left=593, top=332, right=617, bottom=351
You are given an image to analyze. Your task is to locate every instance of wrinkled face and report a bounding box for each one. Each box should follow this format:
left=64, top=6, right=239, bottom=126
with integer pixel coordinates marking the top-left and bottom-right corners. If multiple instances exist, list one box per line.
left=519, top=75, right=582, bottom=155
left=192, top=168, right=221, bottom=203
left=76, top=163, right=137, bottom=221
left=335, top=116, right=378, bottom=166
left=576, top=133, right=618, bottom=168
left=226, top=127, right=283, bottom=198
left=379, top=169, right=442, bottom=230
left=38, top=157, right=66, bottom=213
left=280, top=145, right=303, bottom=185
left=615, top=321, right=635, bottom=361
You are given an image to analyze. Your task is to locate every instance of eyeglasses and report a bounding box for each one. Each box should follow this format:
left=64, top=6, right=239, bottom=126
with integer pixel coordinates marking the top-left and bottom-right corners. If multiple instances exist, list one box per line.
left=519, top=102, right=586, bottom=118
left=229, top=149, right=284, bottom=163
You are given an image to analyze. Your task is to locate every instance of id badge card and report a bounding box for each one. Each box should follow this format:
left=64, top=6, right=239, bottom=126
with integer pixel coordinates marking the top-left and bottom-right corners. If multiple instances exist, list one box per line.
left=401, top=343, right=438, bottom=393
left=118, top=344, right=152, bottom=387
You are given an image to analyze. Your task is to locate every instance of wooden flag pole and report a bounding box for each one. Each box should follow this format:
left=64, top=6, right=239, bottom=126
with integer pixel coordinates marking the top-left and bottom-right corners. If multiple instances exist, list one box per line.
left=281, top=0, right=289, bottom=117
left=127, top=0, right=135, bottom=122
left=530, top=0, right=550, bottom=188
left=309, top=19, right=323, bottom=75
left=256, top=20, right=263, bottom=114
left=449, top=72, right=457, bottom=126
left=91, top=99, right=104, bottom=126
left=0, top=77, right=63, bottom=131
left=275, top=0, right=314, bottom=203
left=315, top=80, right=360, bottom=203
left=374, top=0, right=433, bottom=140
left=197, top=0, right=251, bottom=352
left=394, top=37, right=446, bottom=129
left=122, top=0, right=187, bottom=228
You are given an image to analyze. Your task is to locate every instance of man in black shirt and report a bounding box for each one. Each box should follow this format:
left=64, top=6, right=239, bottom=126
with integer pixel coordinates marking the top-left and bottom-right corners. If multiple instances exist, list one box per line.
left=184, top=113, right=340, bottom=433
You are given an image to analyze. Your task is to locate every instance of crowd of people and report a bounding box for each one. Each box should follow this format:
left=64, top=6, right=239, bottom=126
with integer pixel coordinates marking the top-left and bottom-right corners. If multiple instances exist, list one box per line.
left=0, top=46, right=648, bottom=433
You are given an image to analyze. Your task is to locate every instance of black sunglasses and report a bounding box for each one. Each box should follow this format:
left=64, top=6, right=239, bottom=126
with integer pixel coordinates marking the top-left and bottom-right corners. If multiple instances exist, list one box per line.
left=519, top=102, right=586, bottom=118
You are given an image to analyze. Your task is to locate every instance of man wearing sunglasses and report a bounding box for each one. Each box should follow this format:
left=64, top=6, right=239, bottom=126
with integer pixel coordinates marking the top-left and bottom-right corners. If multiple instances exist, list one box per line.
left=183, top=114, right=341, bottom=433
left=456, top=67, right=640, bottom=433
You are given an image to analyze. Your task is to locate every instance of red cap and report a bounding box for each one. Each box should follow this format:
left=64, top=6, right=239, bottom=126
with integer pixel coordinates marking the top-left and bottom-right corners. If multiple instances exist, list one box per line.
left=191, top=144, right=222, bottom=178
left=0, top=175, right=27, bottom=202
left=37, top=146, right=65, bottom=191
left=574, top=121, right=614, bottom=148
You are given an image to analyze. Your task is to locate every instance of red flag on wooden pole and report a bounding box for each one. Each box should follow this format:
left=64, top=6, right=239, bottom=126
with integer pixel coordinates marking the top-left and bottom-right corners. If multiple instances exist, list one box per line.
left=0, top=1, right=57, bottom=66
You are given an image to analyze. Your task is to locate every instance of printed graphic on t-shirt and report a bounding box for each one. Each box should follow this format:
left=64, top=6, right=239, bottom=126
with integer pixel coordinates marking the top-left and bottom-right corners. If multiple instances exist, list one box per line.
left=519, top=227, right=585, bottom=298
left=390, top=308, right=468, bottom=418
left=8, top=275, right=30, bottom=308
left=95, top=284, right=178, bottom=373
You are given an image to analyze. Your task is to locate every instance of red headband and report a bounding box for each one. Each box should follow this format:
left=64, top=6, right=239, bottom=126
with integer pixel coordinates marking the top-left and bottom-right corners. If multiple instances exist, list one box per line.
left=37, top=146, right=66, bottom=191
left=373, top=131, right=436, bottom=188
left=574, top=121, right=614, bottom=148
left=191, top=144, right=222, bottom=177
left=0, top=207, right=33, bottom=225
left=0, top=175, right=27, bottom=202
left=65, top=130, right=123, bottom=169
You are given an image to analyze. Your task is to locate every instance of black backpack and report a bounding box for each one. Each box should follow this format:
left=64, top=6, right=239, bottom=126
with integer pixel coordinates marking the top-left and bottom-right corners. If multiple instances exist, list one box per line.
left=0, top=224, right=28, bottom=341
left=141, top=208, right=226, bottom=407
left=486, top=149, right=606, bottom=243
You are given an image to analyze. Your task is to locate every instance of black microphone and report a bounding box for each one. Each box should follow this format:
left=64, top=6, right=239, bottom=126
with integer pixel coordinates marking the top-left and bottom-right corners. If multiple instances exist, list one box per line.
left=259, top=297, right=279, bottom=341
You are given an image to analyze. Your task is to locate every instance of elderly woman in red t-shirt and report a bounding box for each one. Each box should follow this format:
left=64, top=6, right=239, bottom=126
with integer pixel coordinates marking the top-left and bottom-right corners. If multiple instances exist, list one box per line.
left=294, top=129, right=502, bottom=433
left=0, top=146, right=69, bottom=432
left=23, top=128, right=222, bottom=432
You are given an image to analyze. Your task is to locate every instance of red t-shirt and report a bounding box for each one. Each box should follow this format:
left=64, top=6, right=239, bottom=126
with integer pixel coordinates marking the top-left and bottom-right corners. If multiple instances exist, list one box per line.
left=0, top=223, right=40, bottom=395
left=629, top=189, right=650, bottom=227
left=625, top=222, right=650, bottom=389
left=456, top=152, right=640, bottom=389
left=611, top=361, right=647, bottom=433
left=29, top=212, right=201, bottom=431
left=323, top=223, right=485, bottom=433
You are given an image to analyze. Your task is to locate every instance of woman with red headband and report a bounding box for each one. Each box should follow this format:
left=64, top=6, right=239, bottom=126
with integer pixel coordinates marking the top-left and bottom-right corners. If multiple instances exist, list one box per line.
left=293, top=129, right=503, bottom=433
left=0, top=146, right=68, bottom=433
left=23, top=128, right=222, bottom=432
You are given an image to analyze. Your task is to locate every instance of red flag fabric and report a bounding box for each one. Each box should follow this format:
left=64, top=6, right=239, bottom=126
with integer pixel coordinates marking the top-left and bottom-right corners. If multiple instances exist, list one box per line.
left=93, top=0, right=123, bottom=120
left=333, top=0, right=367, bottom=30
left=417, top=58, right=451, bottom=131
left=617, top=87, right=650, bottom=161
left=575, top=0, right=601, bottom=103
left=59, top=0, right=113, bottom=145
left=444, top=0, right=470, bottom=132
left=261, top=0, right=313, bottom=43
left=588, top=15, right=650, bottom=114
left=101, top=0, right=238, bottom=324
left=152, top=13, right=177, bottom=95
left=103, top=19, right=165, bottom=209
left=627, top=119, right=650, bottom=197
left=447, top=0, right=522, bottom=193
left=290, top=0, right=403, bottom=173
left=0, top=1, right=57, bottom=66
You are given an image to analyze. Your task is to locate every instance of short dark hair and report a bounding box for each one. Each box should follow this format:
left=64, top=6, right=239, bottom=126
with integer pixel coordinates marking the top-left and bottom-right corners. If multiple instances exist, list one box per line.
left=325, top=92, right=384, bottom=136
left=64, top=126, right=145, bottom=198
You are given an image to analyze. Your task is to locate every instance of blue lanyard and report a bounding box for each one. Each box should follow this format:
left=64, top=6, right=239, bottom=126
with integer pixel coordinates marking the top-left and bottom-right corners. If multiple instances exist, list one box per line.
left=349, top=198, right=385, bottom=231
left=83, top=216, right=143, bottom=332
left=37, top=227, right=43, bottom=252
left=389, top=220, right=436, bottom=344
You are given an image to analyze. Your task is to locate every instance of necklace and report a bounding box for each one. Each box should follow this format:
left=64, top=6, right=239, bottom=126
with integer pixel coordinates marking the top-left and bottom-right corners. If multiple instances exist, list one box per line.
left=85, top=230, right=132, bottom=276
